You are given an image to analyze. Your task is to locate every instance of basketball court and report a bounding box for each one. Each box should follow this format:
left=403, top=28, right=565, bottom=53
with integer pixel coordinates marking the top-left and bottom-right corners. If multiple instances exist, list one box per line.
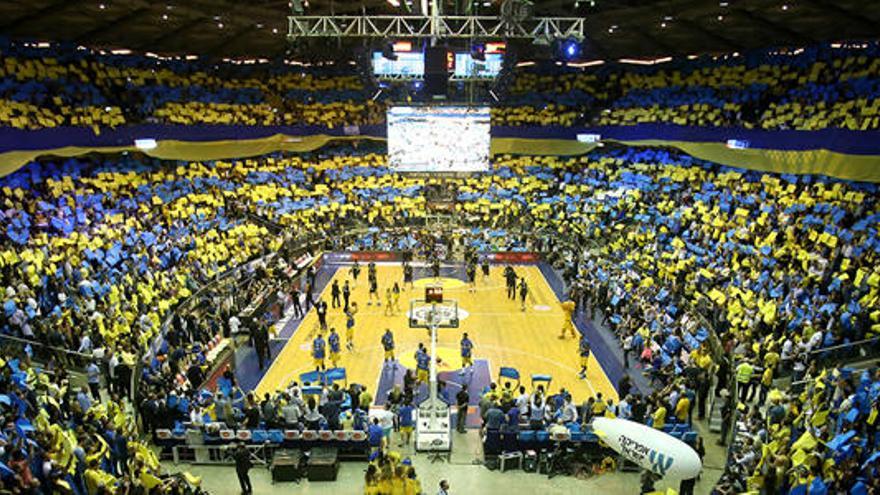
left=255, top=262, right=618, bottom=418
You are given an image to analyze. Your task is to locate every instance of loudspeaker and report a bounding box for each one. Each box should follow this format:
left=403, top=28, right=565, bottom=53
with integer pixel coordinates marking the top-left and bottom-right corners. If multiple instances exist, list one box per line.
left=424, top=46, right=448, bottom=97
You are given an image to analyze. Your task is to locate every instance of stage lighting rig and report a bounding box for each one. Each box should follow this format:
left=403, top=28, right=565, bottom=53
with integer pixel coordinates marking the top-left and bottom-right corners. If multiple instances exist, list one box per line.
left=287, top=6, right=584, bottom=44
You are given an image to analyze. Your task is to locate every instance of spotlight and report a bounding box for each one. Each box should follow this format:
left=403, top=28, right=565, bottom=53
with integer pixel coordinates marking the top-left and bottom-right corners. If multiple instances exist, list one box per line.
left=559, top=38, right=580, bottom=60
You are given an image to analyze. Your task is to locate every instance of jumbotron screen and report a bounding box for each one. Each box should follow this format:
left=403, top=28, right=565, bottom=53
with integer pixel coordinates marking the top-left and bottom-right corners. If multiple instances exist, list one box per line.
left=387, top=106, right=491, bottom=173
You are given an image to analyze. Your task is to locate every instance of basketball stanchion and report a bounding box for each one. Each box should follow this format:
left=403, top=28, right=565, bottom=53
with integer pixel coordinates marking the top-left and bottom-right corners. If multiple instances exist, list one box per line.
left=408, top=283, right=458, bottom=461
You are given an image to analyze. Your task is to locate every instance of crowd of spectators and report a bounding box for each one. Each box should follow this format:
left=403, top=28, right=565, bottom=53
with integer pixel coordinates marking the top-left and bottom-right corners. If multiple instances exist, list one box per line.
left=0, top=347, right=205, bottom=494
left=493, top=42, right=880, bottom=131
left=714, top=364, right=880, bottom=494
left=1, top=141, right=879, bottom=492
left=4, top=40, right=880, bottom=132
left=0, top=40, right=376, bottom=130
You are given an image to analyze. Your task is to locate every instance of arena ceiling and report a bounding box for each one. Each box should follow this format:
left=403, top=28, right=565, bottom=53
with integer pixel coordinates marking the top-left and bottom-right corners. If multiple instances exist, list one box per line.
left=0, top=0, right=878, bottom=60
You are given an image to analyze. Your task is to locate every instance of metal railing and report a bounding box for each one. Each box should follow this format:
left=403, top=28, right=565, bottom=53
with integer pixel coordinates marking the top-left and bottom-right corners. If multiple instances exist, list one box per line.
left=0, top=332, right=95, bottom=371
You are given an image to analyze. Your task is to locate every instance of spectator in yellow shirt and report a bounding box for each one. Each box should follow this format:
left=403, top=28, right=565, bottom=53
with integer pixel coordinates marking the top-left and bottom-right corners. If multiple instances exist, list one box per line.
left=674, top=395, right=691, bottom=424
left=652, top=403, right=667, bottom=430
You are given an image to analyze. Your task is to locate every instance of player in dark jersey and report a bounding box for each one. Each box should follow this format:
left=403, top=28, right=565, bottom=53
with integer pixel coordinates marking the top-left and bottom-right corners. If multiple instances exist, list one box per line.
left=578, top=335, right=591, bottom=379
left=350, top=260, right=361, bottom=288
left=368, top=273, right=379, bottom=306
left=403, top=262, right=414, bottom=290
left=518, top=277, right=529, bottom=311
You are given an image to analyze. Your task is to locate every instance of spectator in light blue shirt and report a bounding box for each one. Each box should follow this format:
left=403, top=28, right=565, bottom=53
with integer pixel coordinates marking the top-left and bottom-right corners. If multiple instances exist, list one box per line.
left=86, top=361, right=101, bottom=400
left=76, top=386, right=92, bottom=412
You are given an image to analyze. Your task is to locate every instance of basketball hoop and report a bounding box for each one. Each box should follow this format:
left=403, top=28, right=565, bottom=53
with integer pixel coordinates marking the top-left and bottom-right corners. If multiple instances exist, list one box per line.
left=408, top=299, right=459, bottom=329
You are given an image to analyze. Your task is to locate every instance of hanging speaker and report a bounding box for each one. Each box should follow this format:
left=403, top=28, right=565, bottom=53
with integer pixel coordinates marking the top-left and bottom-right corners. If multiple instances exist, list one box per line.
left=424, top=46, right=448, bottom=97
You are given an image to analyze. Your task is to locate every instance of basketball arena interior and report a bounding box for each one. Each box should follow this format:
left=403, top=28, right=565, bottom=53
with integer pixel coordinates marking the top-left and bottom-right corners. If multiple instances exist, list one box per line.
left=0, top=0, right=879, bottom=494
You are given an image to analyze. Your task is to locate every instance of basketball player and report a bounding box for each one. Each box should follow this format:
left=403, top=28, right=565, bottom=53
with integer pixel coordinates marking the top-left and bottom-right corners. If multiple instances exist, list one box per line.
left=384, top=288, right=394, bottom=316
left=578, top=334, right=591, bottom=379
left=345, top=302, right=358, bottom=351
left=466, top=262, right=477, bottom=293
left=328, top=328, right=341, bottom=368
left=431, top=257, right=441, bottom=279
left=368, top=273, right=379, bottom=306
left=312, top=333, right=326, bottom=371
left=368, top=261, right=377, bottom=282
left=351, top=260, right=361, bottom=288
left=403, top=262, right=414, bottom=290
left=391, top=282, right=402, bottom=313
left=481, top=257, right=490, bottom=281
left=504, top=266, right=517, bottom=299
left=382, top=329, right=395, bottom=365
left=415, top=343, right=430, bottom=384
left=460, top=332, right=474, bottom=375
left=560, top=300, right=577, bottom=339
left=518, top=277, right=529, bottom=311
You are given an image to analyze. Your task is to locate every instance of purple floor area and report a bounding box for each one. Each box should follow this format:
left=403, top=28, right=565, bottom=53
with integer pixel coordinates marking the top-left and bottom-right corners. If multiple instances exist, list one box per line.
left=374, top=359, right=492, bottom=428
left=234, top=265, right=338, bottom=392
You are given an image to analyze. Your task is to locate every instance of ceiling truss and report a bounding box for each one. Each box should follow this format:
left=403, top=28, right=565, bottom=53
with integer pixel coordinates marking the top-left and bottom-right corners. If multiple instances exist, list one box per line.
left=287, top=15, right=586, bottom=40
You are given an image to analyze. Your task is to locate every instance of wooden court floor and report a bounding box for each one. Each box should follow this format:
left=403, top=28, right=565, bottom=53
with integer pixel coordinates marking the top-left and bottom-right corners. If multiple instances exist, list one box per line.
left=255, top=264, right=618, bottom=404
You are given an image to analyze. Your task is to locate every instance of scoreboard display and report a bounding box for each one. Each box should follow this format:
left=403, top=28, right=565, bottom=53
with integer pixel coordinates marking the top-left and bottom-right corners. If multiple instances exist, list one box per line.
left=425, top=285, right=444, bottom=303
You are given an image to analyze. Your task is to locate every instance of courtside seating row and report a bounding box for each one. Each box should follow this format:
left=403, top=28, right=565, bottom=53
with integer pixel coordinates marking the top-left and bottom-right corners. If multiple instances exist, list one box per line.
left=155, top=427, right=369, bottom=455
left=505, top=420, right=695, bottom=451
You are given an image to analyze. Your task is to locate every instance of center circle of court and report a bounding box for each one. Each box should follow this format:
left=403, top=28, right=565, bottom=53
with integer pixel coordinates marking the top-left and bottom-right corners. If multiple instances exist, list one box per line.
left=411, top=277, right=466, bottom=289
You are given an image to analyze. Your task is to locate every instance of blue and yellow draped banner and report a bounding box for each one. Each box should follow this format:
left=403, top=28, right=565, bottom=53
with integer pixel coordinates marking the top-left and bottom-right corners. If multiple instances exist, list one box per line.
left=2, top=123, right=880, bottom=182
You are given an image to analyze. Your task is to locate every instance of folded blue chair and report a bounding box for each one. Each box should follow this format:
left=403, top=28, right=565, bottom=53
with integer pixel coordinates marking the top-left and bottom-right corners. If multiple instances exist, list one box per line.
left=252, top=430, right=269, bottom=443
left=518, top=431, right=535, bottom=443
left=267, top=430, right=285, bottom=443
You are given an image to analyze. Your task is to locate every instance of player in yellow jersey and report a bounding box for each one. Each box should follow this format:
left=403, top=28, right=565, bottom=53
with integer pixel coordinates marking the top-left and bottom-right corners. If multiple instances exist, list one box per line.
left=391, top=282, right=402, bottom=313
left=346, top=302, right=358, bottom=351
left=560, top=300, right=577, bottom=339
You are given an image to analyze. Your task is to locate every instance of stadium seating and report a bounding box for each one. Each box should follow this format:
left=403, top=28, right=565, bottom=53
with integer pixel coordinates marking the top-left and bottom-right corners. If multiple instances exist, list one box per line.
left=715, top=365, right=880, bottom=494
left=3, top=39, right=880, bottom=133
left=0, top=39, right=379, bottom=130
left=0, top=349, right=200, bottom=494
left=494, top=42, right=880, bottom=130
left=5, top=22, right=880, bottom=495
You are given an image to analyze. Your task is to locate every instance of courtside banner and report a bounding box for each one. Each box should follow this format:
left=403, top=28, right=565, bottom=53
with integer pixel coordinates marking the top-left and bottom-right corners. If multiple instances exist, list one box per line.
left=323, top=251, right=405, bottom=263
left=486, top=252, right=540, bottom=263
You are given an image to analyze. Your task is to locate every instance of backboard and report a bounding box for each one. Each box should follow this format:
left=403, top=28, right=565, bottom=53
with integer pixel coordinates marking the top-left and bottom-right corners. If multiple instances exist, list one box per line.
left=408, top=299, right=459, bottom=329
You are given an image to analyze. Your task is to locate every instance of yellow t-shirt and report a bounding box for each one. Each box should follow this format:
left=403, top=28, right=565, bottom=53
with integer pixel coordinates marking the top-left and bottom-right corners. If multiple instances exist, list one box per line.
left=675, top=398, right=690, bottom=422
left=653, top=406, right=667, bottom=430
